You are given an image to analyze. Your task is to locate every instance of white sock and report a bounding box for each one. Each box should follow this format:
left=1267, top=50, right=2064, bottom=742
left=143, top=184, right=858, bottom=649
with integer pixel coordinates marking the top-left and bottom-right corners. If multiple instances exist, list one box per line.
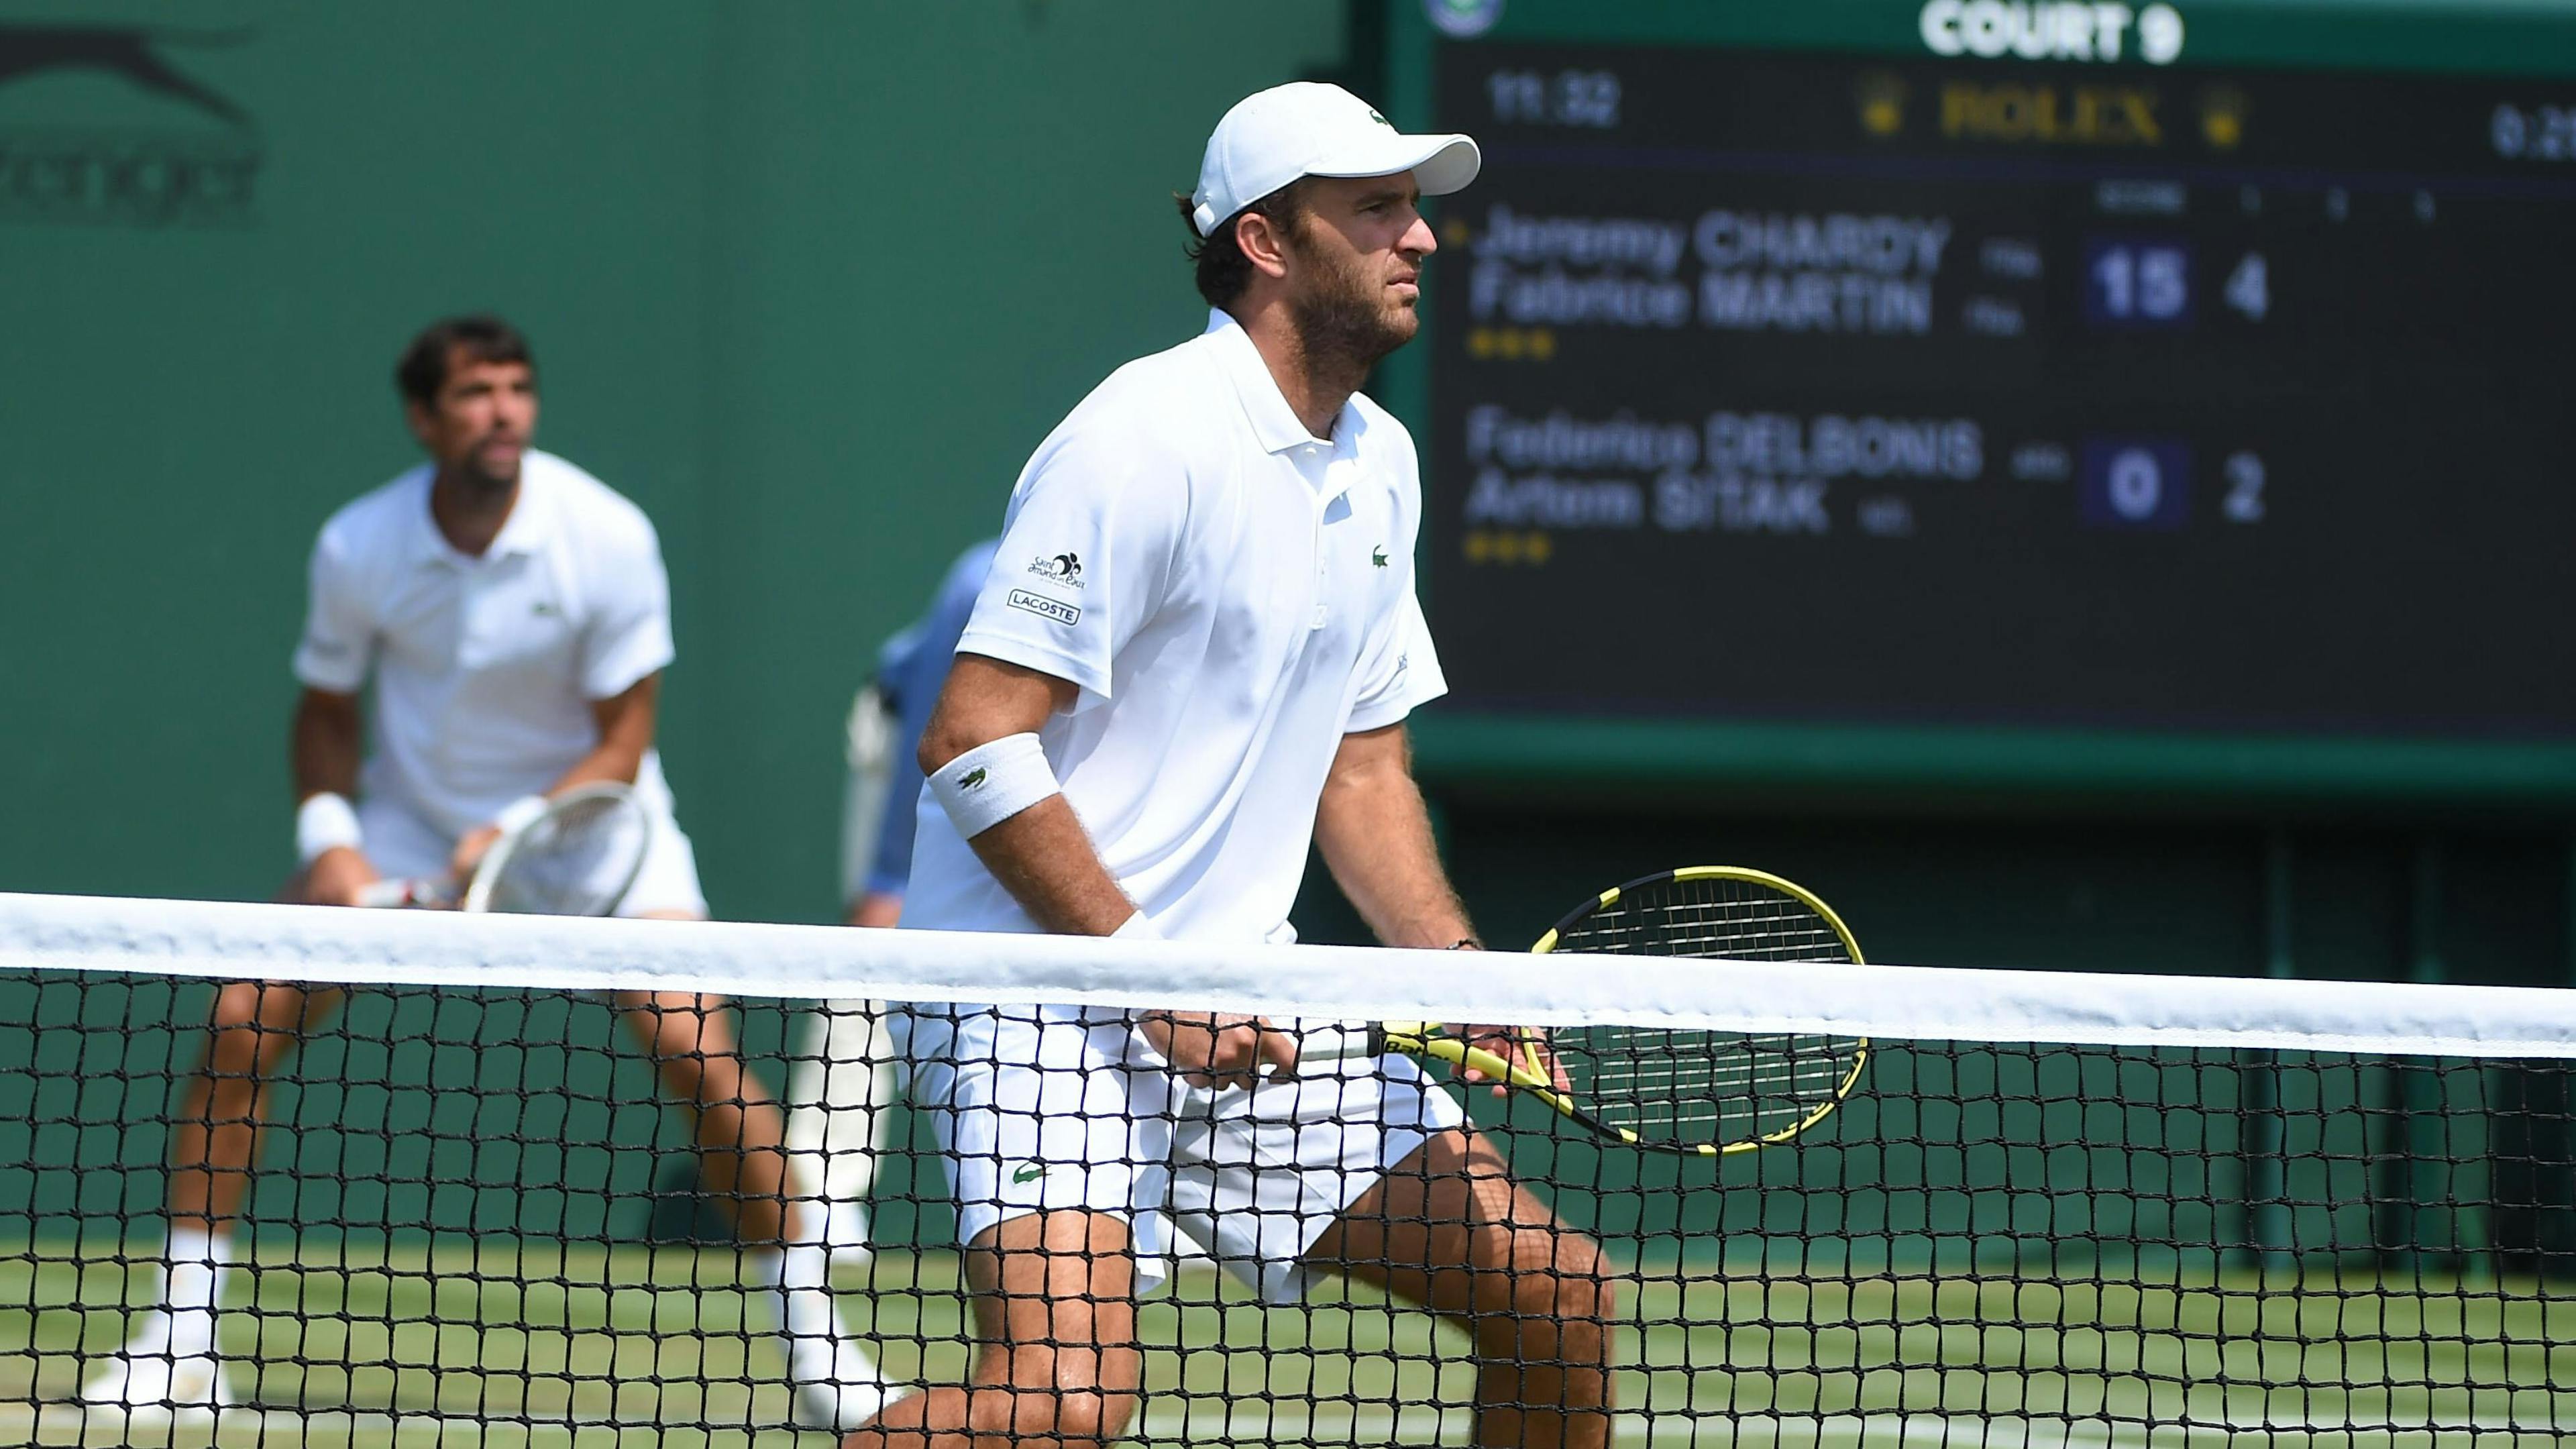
left=750, top=1244, right=881, bottom=1387
left=159, top=1225, right=232, bottom=1359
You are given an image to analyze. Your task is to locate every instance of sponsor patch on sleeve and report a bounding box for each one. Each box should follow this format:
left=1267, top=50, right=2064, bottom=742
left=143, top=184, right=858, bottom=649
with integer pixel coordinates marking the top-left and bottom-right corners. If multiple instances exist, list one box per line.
left=1006, top=588, right=1081, bottom=627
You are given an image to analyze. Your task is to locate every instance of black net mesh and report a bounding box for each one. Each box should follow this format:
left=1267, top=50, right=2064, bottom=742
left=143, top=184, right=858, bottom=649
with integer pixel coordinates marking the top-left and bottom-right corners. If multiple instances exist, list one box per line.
left=2, top=970, right=2571, bottom=1445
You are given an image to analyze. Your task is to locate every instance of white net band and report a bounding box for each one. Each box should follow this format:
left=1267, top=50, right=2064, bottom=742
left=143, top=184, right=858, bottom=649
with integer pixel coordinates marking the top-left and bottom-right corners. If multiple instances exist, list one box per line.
left=6, top=890, right=2573, bottom=1058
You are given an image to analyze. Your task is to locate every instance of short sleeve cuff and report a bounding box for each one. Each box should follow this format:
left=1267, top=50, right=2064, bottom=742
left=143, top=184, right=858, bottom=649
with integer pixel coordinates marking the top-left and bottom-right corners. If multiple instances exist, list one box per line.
left=582, top=630, right=676, bottom=700
left=954, top=627, right=1108, bottom=701
left=1348, top=633, right=1449, bottom=733
left=1346, top=675, right=1448, bottom=734
left=292, top=642, right=367, bottom=694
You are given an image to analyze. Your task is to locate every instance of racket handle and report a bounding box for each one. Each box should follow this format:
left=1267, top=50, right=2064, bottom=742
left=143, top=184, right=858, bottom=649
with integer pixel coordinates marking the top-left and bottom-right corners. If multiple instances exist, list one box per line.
left=1292, top=1021, right=1396, bottom=1063
left=356, top=878, right=449, bottom=909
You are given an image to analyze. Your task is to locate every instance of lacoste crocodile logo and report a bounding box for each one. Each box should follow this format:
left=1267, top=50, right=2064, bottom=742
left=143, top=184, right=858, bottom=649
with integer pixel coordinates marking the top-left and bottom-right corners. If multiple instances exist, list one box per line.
left=959, top=767, right=988, bottom=790
left=1012, top=1163, right=1046, bottom=1184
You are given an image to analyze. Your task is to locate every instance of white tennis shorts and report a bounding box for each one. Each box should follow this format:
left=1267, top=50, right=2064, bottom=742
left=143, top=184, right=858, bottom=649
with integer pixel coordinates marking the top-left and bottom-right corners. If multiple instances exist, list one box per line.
left=357, top=794, right=708, bottom=920
left=894, top=1004, right=1466, bottom=1303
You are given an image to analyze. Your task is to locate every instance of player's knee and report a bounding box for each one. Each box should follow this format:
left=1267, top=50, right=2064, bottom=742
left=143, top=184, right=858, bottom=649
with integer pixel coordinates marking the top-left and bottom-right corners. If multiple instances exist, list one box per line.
left=1556, top=1242, right=1617, bottom=1330
left=1471, top=1227, right=1618, bottom=1355
left=201, top=1026, right=264, bottom=1078
left=203, top=1010, right=290, bottom=1077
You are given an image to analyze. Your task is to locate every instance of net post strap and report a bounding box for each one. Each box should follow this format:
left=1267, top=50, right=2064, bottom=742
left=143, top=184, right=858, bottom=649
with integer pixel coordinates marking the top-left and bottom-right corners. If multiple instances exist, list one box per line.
left=5, top=891, right=2573, bottom=1057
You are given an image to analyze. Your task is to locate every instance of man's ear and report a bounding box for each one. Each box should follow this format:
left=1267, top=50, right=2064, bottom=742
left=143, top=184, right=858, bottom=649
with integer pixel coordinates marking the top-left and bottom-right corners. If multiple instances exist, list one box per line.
left=403, top=398, right=436, bottom=449
left=1236, top=209, right=1293, bottom=281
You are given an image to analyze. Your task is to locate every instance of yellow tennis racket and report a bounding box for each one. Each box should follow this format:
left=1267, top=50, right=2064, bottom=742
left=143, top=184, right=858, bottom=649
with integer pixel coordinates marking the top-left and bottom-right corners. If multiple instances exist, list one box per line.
left=1318, top=867, right=1868, bottom=1155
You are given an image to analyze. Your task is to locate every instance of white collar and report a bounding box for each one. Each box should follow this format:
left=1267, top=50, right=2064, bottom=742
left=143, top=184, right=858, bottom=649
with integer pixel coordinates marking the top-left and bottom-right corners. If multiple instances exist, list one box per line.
left=1204, top=309, right=1359, bottom=458
left=409, top=455, right=552, bottom=565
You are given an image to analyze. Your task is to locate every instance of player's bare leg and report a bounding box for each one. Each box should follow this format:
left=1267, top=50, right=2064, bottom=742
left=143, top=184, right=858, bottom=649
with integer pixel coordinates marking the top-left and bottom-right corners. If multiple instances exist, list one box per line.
left=86, top=974, right=345, bottom=1412
left=1303, top=1128, right=1617, bottom=1449
left=612, top=986, right=798, bottom=1242
left=168, top=981, right=346, bottom=1235
left=843, top=1207, right=1143, bottom=1449
left=612, top=967, right=894, bottom=1430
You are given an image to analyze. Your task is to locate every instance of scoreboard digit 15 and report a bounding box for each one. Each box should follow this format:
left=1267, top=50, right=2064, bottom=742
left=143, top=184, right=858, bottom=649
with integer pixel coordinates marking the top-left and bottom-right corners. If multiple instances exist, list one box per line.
left=1386, top=0, right=2576, bottom=806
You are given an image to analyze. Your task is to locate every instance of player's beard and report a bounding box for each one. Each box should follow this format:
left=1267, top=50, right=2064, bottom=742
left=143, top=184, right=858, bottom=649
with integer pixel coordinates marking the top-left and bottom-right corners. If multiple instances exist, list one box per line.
left=1285, top=233, right=1417, bottom=380
left=454, top=431, right=524, bottom=492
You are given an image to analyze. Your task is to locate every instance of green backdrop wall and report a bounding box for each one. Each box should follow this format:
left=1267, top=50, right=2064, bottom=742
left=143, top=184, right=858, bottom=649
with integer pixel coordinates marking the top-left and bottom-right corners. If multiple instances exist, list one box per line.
left=0, top=0, right=1348, bottom=924
left=2, top=2, right=2568, bottom=1255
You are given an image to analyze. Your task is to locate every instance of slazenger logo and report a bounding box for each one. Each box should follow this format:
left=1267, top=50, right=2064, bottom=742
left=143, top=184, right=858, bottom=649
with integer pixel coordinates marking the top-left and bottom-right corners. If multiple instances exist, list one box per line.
left=1026, top=551, right=1084, bottom=588
left=1918, top=2, right=2185, bottom=66
left=0, top=23, right=265, bottom=227
left=1007, top=589, right=1081, bottom=627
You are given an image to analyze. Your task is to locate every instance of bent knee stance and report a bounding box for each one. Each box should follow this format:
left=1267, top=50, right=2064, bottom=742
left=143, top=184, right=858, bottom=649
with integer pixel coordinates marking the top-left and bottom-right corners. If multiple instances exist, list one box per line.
left=1468, top=1226, right=1619, bottom=1361
left=193, top=985, right=320, bottom=1106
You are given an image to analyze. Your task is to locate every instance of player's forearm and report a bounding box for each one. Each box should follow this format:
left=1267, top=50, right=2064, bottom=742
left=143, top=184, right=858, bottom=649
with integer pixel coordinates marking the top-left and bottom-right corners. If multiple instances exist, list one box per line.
left=289, top=690, right=364, bottom=802
left=918, top=654, right=1132, bottom=933
left=962, top=794, right=1142, bottom=936
left=552, top=675, right=657, bottom=793
left=1316, top=749, right=1477, bottom=949
left=544, top=741, right=645, bottom=794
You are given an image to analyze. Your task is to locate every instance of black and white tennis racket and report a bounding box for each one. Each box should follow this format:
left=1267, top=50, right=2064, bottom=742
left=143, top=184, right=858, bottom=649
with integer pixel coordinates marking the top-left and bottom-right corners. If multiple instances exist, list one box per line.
left=358, top=782, right=651, bottom=916
left=1308, top=867, right=1868, bottom=1156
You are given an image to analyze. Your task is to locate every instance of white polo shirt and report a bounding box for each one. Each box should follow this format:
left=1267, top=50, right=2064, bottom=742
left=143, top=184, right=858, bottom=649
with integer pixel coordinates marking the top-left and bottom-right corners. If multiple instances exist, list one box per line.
left=902, top=310, right=1447, bottom=944
left=292, top=449, right=680, bottom=841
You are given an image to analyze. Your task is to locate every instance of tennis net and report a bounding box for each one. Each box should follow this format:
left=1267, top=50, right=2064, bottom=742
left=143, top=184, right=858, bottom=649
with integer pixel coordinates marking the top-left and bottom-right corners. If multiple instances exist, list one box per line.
left=1, top=890, right=2571, bottom=1447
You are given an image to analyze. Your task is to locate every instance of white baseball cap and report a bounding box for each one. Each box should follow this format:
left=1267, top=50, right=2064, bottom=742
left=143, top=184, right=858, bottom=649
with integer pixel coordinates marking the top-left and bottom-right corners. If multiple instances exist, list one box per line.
left=1190, top=82, right=1480, bottom=237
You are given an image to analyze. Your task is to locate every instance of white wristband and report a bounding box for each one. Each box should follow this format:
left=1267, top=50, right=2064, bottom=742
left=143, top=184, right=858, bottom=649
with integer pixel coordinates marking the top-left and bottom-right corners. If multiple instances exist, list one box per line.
left=928, top=732, right=1061, bottom=839
left=1111, top=910, right=1161, bottom=940
left=295, top=792, right=363, bottom=865
left=492, top=794, right=551, bottom=838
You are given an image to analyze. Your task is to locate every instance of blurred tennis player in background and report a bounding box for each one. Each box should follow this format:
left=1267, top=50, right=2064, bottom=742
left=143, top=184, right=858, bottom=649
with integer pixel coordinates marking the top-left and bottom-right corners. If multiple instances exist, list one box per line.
left=84, top=316, right=890, bottom=1432
left=785, top=536, right=996, bottom=1269
left=839, top=539, right=1000, bottom=931
left=863, top=85, right=1615, bottom=1449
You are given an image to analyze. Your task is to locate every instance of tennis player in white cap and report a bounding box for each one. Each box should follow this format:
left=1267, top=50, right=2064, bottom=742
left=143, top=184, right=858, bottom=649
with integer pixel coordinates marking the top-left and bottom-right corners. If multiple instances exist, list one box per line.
left=855, top=83, right=1615, bottom=1449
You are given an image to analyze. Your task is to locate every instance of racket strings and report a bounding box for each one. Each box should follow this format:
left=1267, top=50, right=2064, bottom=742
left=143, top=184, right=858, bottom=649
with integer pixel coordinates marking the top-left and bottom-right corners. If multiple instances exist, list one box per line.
left=484, top=796, right=651, bottom=916
left=1551, top=874, right=1862, bottom=1144
left=1554, top=890, right=1845, bottom=961
left=1564, top=1026, right=1863, bottom=1138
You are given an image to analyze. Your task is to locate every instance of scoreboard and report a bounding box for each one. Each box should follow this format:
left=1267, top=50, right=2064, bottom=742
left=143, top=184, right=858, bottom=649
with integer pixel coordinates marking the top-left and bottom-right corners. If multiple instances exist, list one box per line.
left=1386, top=1, right=2576, bottom=804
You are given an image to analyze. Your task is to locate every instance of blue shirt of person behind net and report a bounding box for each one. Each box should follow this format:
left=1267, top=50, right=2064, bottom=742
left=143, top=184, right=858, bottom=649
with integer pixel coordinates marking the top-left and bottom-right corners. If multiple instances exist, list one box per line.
left=867, top=538, right=1000, bottom=898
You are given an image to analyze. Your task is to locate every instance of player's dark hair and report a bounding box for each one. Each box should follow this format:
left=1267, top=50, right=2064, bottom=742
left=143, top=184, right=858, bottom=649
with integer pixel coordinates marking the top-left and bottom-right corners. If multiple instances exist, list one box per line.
left=1175, top=177, right=1316, bottom=309
left=395, top=315, right=535, bottom=406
